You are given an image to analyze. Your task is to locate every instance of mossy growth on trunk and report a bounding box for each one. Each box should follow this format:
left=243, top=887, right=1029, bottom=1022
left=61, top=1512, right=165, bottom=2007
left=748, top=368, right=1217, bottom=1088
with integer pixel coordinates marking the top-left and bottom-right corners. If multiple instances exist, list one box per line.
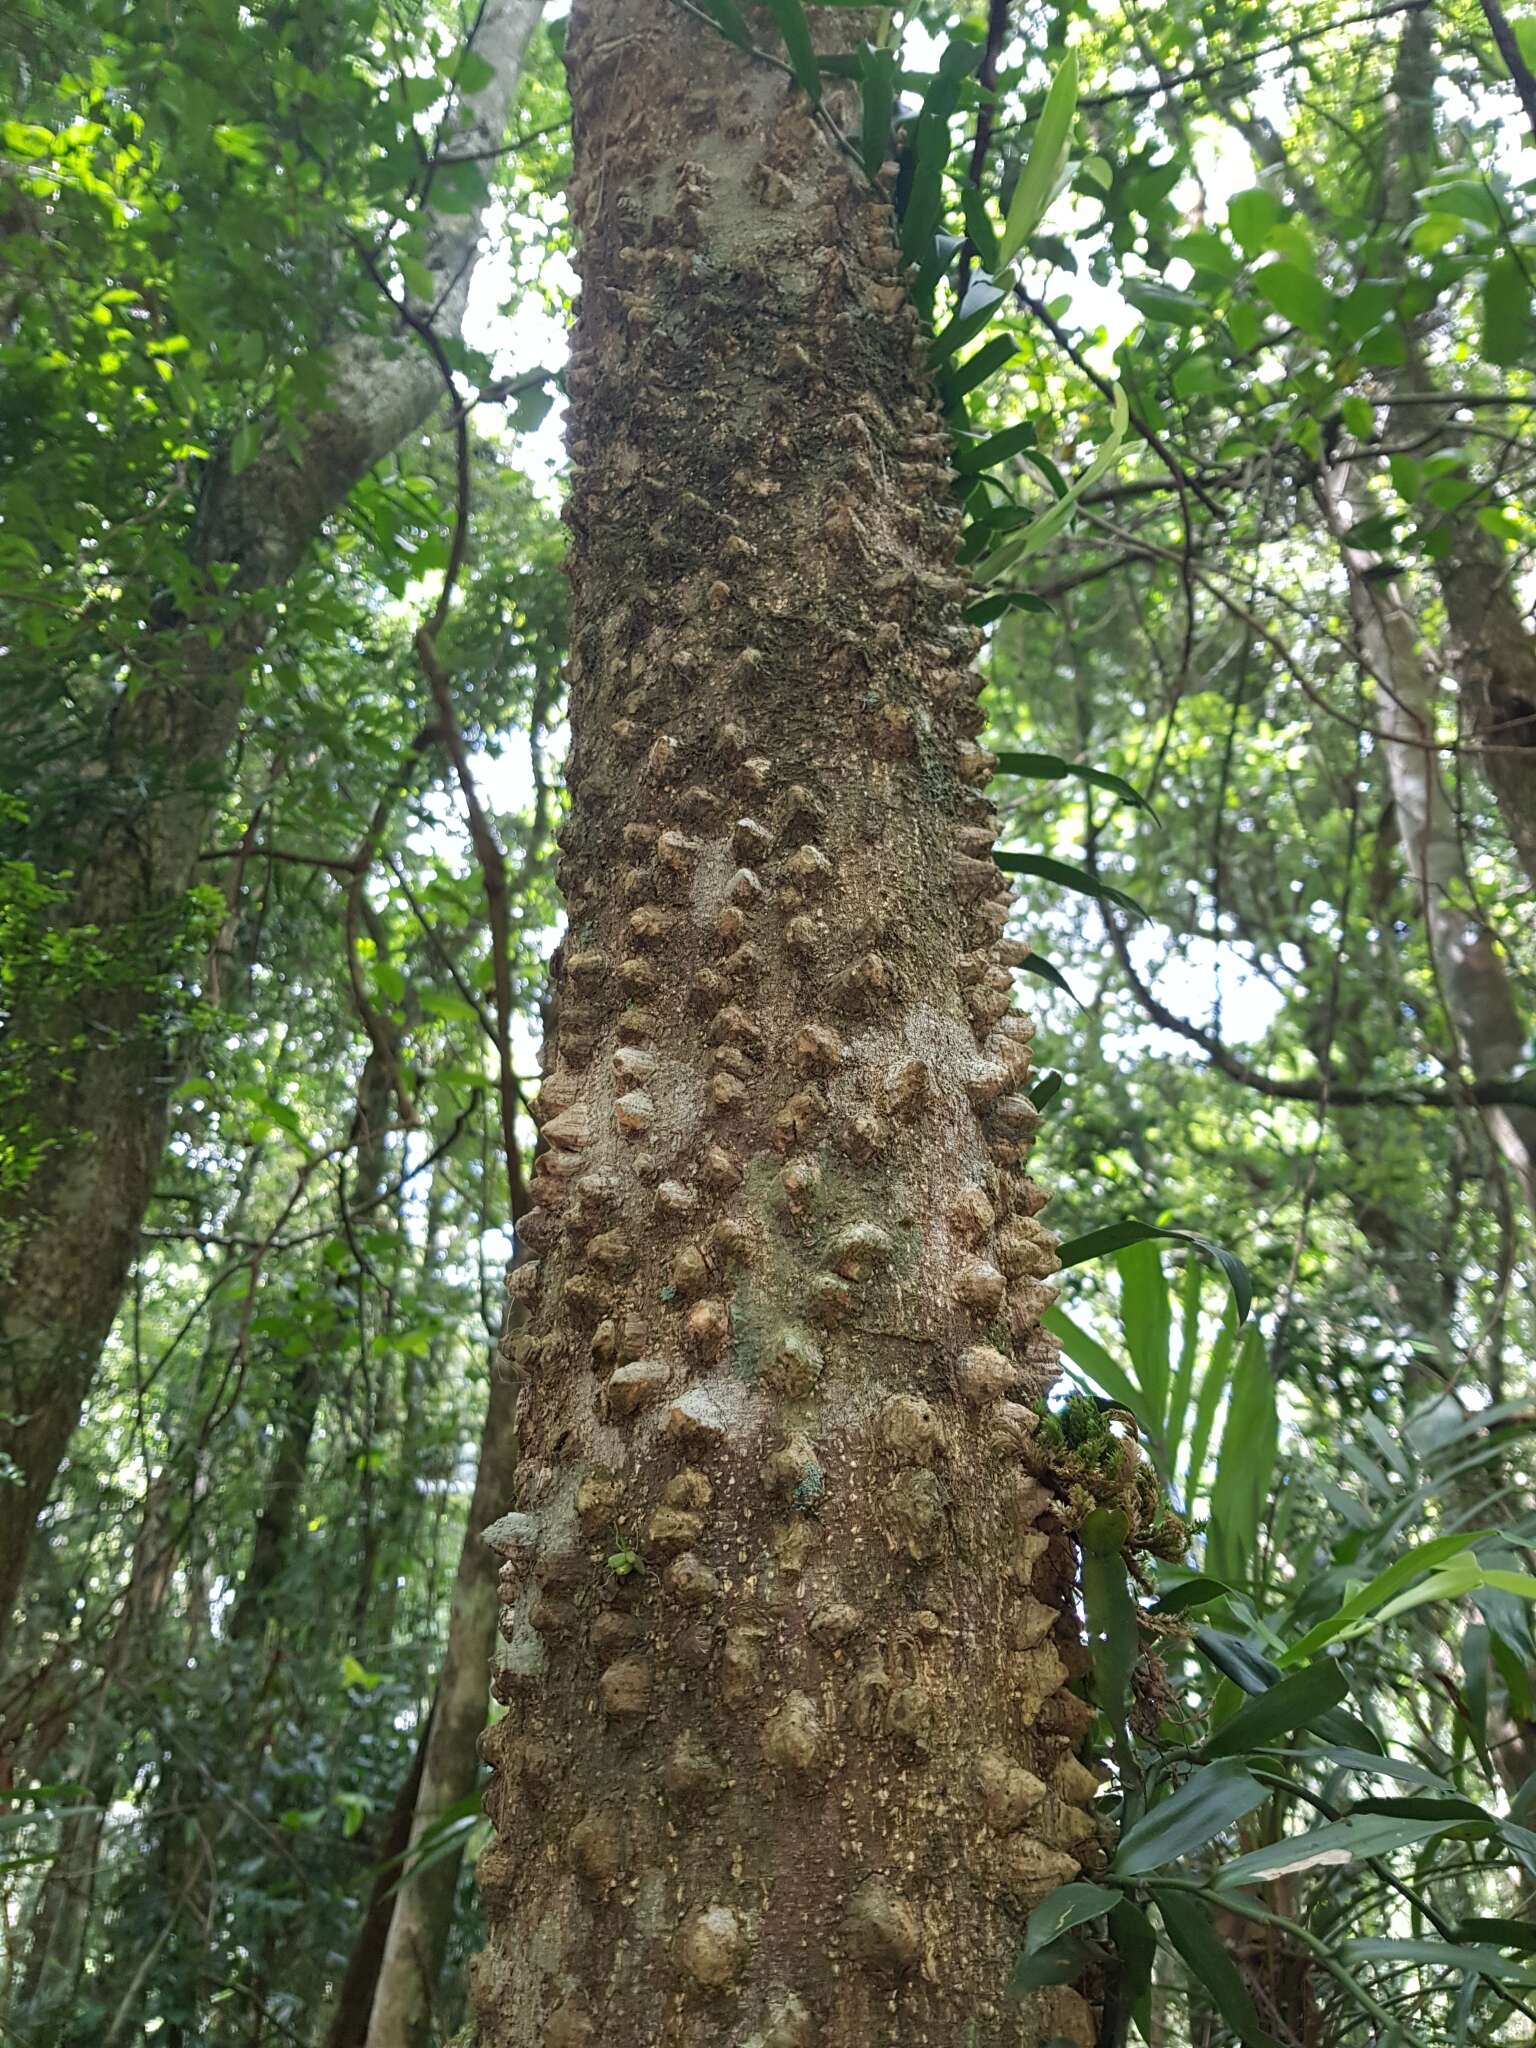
left=473, top=5, right=1106, bottom=2042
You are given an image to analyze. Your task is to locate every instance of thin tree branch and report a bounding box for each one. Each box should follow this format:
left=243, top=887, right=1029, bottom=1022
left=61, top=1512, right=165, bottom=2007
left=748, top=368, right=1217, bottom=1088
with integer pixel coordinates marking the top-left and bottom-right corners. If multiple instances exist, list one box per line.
left=1478, top=0, right=1536, bottom=145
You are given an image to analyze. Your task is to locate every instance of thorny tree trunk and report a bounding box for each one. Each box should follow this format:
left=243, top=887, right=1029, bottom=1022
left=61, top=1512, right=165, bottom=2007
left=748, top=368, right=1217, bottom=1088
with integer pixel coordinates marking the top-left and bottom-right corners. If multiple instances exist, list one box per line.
left=471, top=7, right=1102, bottom=2044
left=364, top=1364, right=522, bottom=2048
left=0, top=0, right=544, bottom=1629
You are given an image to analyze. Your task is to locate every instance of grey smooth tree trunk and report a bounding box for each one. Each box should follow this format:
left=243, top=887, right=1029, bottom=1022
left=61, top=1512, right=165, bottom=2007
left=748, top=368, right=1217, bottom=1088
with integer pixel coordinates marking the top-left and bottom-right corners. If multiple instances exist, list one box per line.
left=470, top=6, right=1104, bottom=2044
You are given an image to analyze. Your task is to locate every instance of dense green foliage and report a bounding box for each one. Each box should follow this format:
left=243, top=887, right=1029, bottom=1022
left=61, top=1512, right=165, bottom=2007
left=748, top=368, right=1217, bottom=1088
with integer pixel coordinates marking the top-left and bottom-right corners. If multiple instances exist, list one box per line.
left=2, top=0, right=1534, bottom=2042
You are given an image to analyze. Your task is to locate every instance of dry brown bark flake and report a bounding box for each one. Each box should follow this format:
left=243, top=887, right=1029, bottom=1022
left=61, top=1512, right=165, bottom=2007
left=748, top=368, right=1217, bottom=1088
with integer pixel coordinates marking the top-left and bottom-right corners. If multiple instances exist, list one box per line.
left=472, top=6, right=1102, bottom=2042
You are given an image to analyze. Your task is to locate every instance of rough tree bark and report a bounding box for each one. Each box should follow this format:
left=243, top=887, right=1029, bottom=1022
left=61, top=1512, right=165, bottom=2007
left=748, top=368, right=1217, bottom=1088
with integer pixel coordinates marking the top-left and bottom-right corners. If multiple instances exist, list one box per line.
left=471, top=6, right=1102, bottom=2044
left=0, top=0, right=544, bottom=1626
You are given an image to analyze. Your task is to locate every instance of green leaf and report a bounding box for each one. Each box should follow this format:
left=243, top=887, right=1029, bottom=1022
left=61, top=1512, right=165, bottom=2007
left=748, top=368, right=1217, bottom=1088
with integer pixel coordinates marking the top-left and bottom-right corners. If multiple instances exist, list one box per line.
left=2, top=121, right=57, bottom=159
left=212, top=122, right=267, bottom=162
left=341, top=1653, right=384, bottom=1692
left=900, top=35, right=982, bottom=273
left=1456, top=1918, right=1536, bottom=1954
left=1478, top=506, right=1522, bottom=541
left=992, top=748, right=1155, bottom=813
left=1165, top=1256, right=1203, bottom=1484
left=1307, top=1745, right=1448, bottom=1791
left=942, top=333, right=1019, bottom=406
left=1339, top=1937, right=1512, bottom=1978
left=1122, top=279, right=1204, bottom=327
left=1337, top=278, right=1400, bottom=342
left=1483, top=254, right=1532, bottom=368
left=1480, top=1564, right=1536, bottom=1598
left=1342, top=511, right=1396, bottom=552
left=1227, top=298, right=1263, bottom=354
left=509, top=376, right=555, bottom=434
left=997, top=51, right=1078, bottom=266
left=1185, top=1323, right=1235, bottom=1507
left=417, top=988, right=480, bottom=1024
left=1254, top=262, right=1333, bottom=336
left=961, top=184, right=1000, bottom=270
left=763, top=0, right=819, bottom=97
left=1113, top=1761, right=1268, bottom=1877
left=1388, top=452, right=1423, bottom=501
left=432, top=159, right=490, bottom=214
left=1047, top=1307, right=1146, bottom=1418
left=1206, top=1327, right=1276, bottom=1580
left=964, top=590, right=1052, bottom=625
left=398, top=255, right=438, bottom=302
left=1226, top=186, right=1284, bottom=255
left=1419, top=178, right=1500, bottom=229
left=1214, top=1814, right=1458, bottom=1889
left=1025, top=1882, right=1122, bottom=1953
left=694, top=0, right=752, bottom=48
left=955, top=422, right=1038, bottom=474
left=1110, top=1897, right=1159, bottom=2017
left=975, top=384, right=1130, bottom=577
left=1054, top=1222, right=1252, bottom=1326
left=229, top=420, right=262, bottom=477
left=1082, top=1515, right=1139, bottom=1738
left=1350, top=1793, right=1490, bottom=1824
left=1171, top=229, right=1238, bottom=279
left=1155, top=1890, right=1279, bottom=2048
left=455, top=48, right=497, bottom=94
left=1278, top=1534, right=1495, bottom=1665
left=1194, top=1628, right=1280, bottom=1695
left=994, top=849, right=1147, bottom=919
left=1006, top=1935, right=1095, bottom=1994
left=1172, top=355, right=1226, bottom=399
left=1016, top=952, right=1083, bottom=1004
left=1119, top=1240, right=1171, bottom=1430
left=858, top=42, right=898, bottom=178
left=1154, top=1574, right=1238, bottom=1616
left=1203, top=1660, right=1349, bottom=1757
left=1029, top=1070, right=1064, bottom=1112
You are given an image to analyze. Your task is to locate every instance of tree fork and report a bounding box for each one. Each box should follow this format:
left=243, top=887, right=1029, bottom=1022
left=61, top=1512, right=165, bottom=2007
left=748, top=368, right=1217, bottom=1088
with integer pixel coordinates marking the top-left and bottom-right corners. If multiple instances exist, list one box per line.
left=472, top=5, right=1103, bottom=2043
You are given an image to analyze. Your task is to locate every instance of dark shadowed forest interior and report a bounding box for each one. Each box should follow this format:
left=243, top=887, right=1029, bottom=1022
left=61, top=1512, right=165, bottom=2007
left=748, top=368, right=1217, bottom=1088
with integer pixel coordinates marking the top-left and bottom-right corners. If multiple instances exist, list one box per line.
left=3, top=0, right=1536, bottom=2042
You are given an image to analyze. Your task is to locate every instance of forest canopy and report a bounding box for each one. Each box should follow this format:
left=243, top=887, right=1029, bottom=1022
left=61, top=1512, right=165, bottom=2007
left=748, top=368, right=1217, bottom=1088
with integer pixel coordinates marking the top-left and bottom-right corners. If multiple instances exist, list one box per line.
left=1, top=0, right=1535, bottom=2043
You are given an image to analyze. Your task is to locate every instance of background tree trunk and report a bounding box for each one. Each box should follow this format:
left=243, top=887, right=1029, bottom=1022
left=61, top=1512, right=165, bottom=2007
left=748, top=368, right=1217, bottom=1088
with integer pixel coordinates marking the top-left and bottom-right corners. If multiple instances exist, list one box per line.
left=1433, top=530, right=1536, bottom=893
left=470, top=7, right=1101, bottom=2043
left=325, top=1710, right=436, bottom=2048
left=0, top=0, right=545, bottom=1629
left=363, top=1364, right=521, bottom=2048
left=1335, top=501, right=1536, bottom=1218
